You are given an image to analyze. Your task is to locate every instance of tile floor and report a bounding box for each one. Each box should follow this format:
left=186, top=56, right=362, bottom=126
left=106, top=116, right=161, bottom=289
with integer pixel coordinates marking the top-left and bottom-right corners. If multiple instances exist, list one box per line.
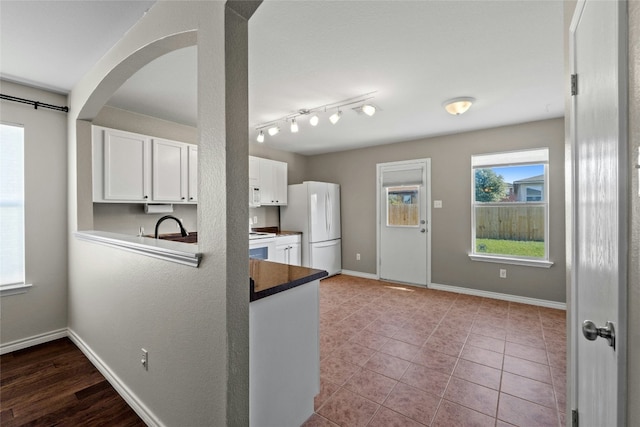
left=303, top=275, right=566, bottom=427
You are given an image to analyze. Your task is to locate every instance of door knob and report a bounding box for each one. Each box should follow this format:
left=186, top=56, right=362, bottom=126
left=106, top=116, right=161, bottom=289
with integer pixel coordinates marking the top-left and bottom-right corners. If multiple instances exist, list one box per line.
left=582, top=320, right=615, bottom=349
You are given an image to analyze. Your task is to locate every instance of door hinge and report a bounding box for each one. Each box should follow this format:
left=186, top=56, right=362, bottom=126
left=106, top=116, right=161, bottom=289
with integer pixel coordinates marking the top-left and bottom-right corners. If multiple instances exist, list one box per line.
left=572, top=409, right=579, bottom=427
left=571, top=74, right=578, bottom=96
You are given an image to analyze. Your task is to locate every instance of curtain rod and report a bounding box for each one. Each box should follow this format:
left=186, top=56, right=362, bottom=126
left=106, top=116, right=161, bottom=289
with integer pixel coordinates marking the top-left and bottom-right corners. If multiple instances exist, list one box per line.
left=1, top=94, right=68, bottom=113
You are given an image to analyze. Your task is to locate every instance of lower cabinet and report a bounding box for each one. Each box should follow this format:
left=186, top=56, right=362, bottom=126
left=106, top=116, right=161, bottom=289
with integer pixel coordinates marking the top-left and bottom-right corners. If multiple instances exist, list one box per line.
left=274, top=234, right=301, bottom=266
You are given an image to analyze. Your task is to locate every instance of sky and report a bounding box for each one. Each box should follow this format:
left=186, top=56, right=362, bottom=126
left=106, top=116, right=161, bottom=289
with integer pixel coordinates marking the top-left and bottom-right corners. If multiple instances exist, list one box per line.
left=491, top=164, right=544, bottom=184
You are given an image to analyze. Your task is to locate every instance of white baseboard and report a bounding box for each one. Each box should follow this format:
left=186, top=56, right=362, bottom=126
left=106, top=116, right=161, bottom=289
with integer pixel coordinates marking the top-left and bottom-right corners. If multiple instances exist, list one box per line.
left=340, top=270, right=379, bottom=280
left=429, top=282, right=566, bottom=310
left=0, top=328, right=68, bottom=355
left=67, top=329, right=163, bottom=427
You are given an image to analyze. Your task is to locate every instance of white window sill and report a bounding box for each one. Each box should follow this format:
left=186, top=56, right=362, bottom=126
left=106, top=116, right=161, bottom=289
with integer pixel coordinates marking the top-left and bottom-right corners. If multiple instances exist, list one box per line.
left=1, top=283, right=33, bottom=297
left=469, top=254, right=554, bottom=268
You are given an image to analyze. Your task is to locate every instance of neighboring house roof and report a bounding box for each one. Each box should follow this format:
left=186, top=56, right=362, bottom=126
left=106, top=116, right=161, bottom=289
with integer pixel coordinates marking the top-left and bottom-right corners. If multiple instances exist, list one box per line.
left=513, top=174, right=544, bottom=184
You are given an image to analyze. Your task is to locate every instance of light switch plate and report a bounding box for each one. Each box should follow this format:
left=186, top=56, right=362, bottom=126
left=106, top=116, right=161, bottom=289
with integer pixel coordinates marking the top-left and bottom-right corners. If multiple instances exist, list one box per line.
left=434, top=200, right=443, bottom=208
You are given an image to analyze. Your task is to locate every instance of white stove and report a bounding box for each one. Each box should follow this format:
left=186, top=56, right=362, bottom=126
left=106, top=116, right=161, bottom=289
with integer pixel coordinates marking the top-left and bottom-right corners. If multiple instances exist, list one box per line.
left=249, top=231, right=276, bottom=240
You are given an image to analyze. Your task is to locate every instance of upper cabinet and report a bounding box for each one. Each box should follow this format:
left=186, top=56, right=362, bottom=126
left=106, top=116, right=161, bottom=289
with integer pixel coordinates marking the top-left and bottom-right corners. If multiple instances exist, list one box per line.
left=188, top=145, right=198, bottom=203
left=93, top=126, right=197, bottom=204
left=100, top=128, right=151, bottom=202
left=256, top=157, right=288, bottom=206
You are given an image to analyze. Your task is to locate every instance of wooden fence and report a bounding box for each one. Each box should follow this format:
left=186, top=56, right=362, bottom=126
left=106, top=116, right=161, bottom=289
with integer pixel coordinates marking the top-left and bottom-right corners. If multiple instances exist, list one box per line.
left=475, top=205, right=544, bottom=241
left=388, top=204, right=419, bottom=226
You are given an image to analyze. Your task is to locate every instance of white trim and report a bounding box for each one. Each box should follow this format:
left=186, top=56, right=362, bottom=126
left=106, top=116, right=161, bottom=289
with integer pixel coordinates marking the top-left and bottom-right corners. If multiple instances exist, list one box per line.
left=429, top=282, right=566, bottom=310
left=472, top=147, right=549, bottom=167
left=67, top=329, right=164, bottom=427
left=468, top=254, right=554, bottom=268
left=74, top=231, right=201, bottom=267
left=0, top=328, right=67, bottom=355
left=340, top=270, right=379, bottom=280
left=0, top=282, right=33, bottom=297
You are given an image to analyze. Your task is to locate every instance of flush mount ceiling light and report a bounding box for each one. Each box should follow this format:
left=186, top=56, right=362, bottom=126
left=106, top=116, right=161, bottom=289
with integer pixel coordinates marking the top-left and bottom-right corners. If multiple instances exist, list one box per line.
left=253, top=91, right=378, bottom=143
left=329, top=110, right=342, bottom=124
left=443, top=97, right=475, bottom=115
left=268, top=126, right=280, bottom=136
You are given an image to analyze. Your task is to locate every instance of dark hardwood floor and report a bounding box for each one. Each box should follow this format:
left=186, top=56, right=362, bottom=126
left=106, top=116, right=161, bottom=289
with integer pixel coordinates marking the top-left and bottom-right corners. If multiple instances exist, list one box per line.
left=1, top=338, right=145, bottom=426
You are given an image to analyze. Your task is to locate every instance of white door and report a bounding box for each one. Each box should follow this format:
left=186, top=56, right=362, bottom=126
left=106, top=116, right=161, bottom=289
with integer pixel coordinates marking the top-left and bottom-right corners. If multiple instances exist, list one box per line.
left=570, top=1, right=628, bottom=425
left=188, top=145, right=198, bottom=202
left=377, top=159, right=430, bottom=286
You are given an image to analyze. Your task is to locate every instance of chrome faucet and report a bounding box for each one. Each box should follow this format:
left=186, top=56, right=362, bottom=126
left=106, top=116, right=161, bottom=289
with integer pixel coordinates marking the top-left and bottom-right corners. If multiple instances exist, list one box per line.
left=154, top=215, right=189, bottom=238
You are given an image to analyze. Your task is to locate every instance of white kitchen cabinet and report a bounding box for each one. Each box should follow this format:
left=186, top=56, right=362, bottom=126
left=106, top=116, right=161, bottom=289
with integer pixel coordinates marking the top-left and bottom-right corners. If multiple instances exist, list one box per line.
left=258, top=158, right=288, bottom=206
left=95, top=127, right=151, bottom=202
left=274, top=234, right=301, bottom=266
left=92, top=125, right=197, bottom=204
left=249, top=156, right=260, bottom=187
left=152, top=138, right=188, bottom=202
left=188, top=145, right=198, bottom=202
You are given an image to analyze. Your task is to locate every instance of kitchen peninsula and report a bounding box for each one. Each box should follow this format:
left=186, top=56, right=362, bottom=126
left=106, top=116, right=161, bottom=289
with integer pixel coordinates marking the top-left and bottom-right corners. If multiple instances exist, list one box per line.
left=250, top=259, right=327, bottom=426
left=74, top=230, right=326, bottom=426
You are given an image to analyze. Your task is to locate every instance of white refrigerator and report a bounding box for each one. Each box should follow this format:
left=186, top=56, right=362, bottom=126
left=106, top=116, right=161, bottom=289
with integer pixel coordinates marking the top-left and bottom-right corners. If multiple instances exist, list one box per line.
left=280, top=181, right=341, bottom=276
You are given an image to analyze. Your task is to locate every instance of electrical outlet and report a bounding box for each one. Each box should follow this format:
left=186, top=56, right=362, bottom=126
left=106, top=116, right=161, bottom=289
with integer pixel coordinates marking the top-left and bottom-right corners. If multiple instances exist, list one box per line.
left=141, top=348, right=148, bottom=370
left=356, top=253, right=361, bottom=261
left=253, top=216, right=258, bottom=224
left=499, top=269, right=507, bottom=279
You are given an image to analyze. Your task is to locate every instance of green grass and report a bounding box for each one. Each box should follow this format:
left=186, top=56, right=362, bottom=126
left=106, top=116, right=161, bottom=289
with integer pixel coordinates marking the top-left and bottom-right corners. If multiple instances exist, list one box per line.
left=475, top=238, right=545, bottom=258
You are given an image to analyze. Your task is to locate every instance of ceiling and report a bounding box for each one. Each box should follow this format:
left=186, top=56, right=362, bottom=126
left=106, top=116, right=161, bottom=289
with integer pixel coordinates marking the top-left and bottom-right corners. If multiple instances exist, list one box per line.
left=0, top=1, right=564, bottom=156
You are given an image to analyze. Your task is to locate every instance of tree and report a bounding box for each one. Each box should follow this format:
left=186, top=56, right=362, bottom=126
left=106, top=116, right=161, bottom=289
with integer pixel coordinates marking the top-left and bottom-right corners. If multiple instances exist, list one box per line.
left=475, top=168, right=507, bottom=202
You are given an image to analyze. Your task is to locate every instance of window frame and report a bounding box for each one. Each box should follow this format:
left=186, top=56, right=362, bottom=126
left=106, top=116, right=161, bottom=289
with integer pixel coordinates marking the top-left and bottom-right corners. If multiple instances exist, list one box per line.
left=1, top=122, right=31, bottom=296
left=469, top=148, right=553, bottom=268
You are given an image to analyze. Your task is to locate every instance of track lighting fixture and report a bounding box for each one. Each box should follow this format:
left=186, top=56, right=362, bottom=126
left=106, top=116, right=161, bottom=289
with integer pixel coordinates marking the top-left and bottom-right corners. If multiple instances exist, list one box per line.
left=329, top=110, right=342, bottom=125
left=253, top=91, right=377, bottom=143
left=268, top=126, right=280, bottom=136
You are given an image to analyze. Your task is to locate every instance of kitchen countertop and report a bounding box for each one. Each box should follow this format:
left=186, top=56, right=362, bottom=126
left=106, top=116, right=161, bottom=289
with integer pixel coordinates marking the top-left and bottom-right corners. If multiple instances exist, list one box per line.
left=250, top=259, right=327, bottom=302
left=252, top=227, right=302, bottom=237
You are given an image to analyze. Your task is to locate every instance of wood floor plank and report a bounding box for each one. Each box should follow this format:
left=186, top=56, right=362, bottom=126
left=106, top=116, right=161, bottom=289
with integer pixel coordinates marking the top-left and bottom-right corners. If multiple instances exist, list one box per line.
left=0, top=338, right=144, bottom=426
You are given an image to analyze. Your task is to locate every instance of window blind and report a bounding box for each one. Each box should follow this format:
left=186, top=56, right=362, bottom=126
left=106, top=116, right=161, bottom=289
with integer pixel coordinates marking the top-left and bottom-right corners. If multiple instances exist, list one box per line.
left=0, top=124, right=25, bottom=286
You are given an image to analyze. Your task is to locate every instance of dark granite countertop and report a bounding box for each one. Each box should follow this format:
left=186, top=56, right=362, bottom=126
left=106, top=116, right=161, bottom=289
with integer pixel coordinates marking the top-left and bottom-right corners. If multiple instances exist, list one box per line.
left=252, top=227, right=302, bottom=237
left=250, top=259, right=327, bottom=302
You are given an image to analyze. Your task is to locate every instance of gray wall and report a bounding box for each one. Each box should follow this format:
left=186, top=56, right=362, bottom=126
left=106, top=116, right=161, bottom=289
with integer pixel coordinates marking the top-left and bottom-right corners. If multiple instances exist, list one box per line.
left=67, top=2, right=250, bottom=425
left=0, top=81, right=69, bottom=346
left=307, top=118, right=566, bottom=303
left=627, top=0, right=639, bottom=423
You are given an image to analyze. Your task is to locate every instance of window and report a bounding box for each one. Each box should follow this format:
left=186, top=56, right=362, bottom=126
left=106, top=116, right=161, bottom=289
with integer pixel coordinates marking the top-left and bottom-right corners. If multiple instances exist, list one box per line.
left=387, top=186, right=419, bottom=227
left=1, top=123, right=27, bottom=292
left=470, top=148, right=552, bottom=267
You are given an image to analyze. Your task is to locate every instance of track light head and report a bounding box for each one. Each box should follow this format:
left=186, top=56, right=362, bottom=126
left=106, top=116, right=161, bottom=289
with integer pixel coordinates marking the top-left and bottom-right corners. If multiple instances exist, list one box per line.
left=361, top=104, right=376, bottom=116
left=329, top=110, right=342, bottom=125
left=309, top=114, right=319, bottom=126
left=290, top=119, right=299, bottom=133
left=256, top=130, right=265, bottom=143
left=268, top=126, right=280, bottom=136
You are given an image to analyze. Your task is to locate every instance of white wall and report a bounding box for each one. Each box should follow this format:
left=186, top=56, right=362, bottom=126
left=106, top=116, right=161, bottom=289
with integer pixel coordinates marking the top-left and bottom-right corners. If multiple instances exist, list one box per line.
left=0, top=81, right=68, bottom=348
left=66, top=2, right=253, bottom=425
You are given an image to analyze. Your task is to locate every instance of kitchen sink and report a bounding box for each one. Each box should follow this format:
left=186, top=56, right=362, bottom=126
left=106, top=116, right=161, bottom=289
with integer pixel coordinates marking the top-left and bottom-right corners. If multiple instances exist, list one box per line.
left=147, top=232, right=198, bottom=244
